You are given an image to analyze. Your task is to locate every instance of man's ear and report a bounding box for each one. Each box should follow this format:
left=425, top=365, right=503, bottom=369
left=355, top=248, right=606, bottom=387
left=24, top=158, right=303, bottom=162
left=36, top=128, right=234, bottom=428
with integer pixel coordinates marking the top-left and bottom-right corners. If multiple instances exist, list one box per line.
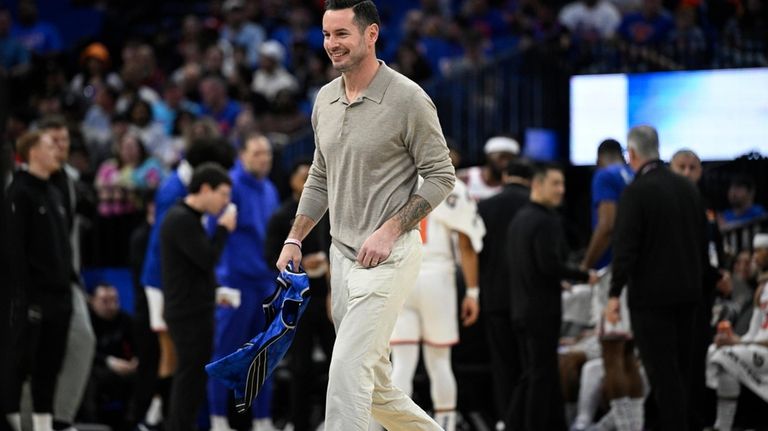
left=368, top=23, right=379, bottom=45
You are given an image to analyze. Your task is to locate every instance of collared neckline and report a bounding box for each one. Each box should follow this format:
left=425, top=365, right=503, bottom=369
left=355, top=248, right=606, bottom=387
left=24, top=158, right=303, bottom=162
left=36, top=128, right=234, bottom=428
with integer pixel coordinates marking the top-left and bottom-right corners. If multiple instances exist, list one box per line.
left=636, top=159, right=664, bottom=177
left=330, top=60, right=394, bottom=105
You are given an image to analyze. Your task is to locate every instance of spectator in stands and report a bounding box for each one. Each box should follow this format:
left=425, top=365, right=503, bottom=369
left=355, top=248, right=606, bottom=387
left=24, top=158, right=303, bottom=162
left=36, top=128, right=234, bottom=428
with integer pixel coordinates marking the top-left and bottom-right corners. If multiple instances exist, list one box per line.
left=442, top=28, right=488, bottom=76
left=0, top=6, right=30, bottom=77
left=666, top=4, right=707, bottom=68
left=271, top=7, right=324, bottom=63
left=160, top=163, right=236, bottom=431
left=606, top=125, right=707, bottom=431
left=458, top=136, right=520, bottom=201
left=116, top=63, right=161, bottom=115
left=208, top=133, right=280, bottom=431
left=93, top=131, right=164, bottom=265
left=506, top=163, right=595, bottom=430
left=81, top=284, right=137, bottom=431
left=558, top=0, right=622, bottom=41
left=82, top=83, right=119, bottom=163
left=251, top=40, right=299, bottom=103
left=220, top=0, right=266, bottom=70
left=70, top=42, right=123, bottom=103
left=722, top=0, right=768, bottom=67
left=135, top=44, right=166, bottom=94
left=202, top=44, right=232, bottom=79
left=392, top=40, right=432, bottom=83
left=706, top=233, right=768, bottom=431
left=126, top=98, right=172, bottom=165
left=199, top=74, right=242, bottom=136
left=618, top=0, right=674, bottom=45
left=11, top=0, right=62, bottom=56
left=5, top=131, right=72, bottom=431
left=720, top=174, right=767, bottom=226
left=477, top=159, right=532, bottom=429
left=259, top=89, right=310, bottom=136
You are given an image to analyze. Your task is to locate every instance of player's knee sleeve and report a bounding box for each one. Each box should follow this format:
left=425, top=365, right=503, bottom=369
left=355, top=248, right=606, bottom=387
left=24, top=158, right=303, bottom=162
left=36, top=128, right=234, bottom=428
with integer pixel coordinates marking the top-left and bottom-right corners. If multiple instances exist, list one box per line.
left=391, top=344, right=419, bottom=396
left=717, top=369, right=741, bottom=399
left=423, top=345, right=457, bottom=410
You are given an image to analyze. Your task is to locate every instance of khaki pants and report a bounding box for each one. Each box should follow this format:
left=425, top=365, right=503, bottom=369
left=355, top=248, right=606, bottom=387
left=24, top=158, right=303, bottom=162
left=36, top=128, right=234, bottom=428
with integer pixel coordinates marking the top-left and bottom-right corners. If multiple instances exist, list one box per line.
left=326, top=231, right=441, bottom=431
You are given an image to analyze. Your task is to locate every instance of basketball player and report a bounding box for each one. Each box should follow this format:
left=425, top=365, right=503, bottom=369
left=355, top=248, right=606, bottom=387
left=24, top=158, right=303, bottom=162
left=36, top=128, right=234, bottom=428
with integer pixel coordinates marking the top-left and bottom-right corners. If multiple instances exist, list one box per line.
left=570, top=140, right=644, bottom=431
left=707, top=233, right=768, bottom=431
left=389, top=177, right=485, bottom=431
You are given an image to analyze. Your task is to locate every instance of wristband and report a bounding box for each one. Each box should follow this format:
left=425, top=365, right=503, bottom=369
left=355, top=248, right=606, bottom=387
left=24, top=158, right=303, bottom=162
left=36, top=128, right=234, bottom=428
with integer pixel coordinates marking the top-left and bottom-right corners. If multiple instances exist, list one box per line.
left=465, top=287, right=479, bottom=300
left=284, top=238, right=302, bottom=249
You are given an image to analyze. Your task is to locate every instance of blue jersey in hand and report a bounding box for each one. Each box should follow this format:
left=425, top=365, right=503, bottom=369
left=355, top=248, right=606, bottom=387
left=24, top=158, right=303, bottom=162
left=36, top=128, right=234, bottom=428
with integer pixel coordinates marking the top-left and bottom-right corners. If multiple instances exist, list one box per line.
left=205, top=267, right=310, bottom=412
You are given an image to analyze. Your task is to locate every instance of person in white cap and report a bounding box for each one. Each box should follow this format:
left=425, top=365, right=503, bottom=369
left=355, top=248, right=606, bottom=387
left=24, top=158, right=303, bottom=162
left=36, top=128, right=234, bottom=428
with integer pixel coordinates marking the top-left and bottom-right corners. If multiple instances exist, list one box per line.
left=457, top=136, right=520, bottom=201
left=251, top=40, right=298, bottom=102
left=706, top=232, right=768, bottom=431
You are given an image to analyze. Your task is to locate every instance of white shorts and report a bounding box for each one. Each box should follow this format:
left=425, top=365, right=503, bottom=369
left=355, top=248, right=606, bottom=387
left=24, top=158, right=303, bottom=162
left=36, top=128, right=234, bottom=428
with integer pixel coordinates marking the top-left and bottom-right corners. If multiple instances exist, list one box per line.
left=390, top=267, right=458, bottom=346
left=593, top=269, right=632, bottom=339
left=707, top=343, right=768, bottom=402
left=560, top=333, right=603, bottom=361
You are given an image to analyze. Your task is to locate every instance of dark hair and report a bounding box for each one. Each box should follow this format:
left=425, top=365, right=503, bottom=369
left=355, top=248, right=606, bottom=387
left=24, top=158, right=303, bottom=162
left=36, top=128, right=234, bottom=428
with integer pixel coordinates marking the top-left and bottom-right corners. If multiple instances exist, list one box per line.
left=117, top=132, right=148, bottom=167
left=532, top=162, right=563, bottom=181
left=730, top=174, right=755, bottom=192
left=15, top=130, right=43, bottom=163
left=240, top=132, right=270, bottom=153
left=506, top=159, right=534, bottom=180
left=325, top=0, right=381, bottom=32
left=188, top=162, right=231, bottom=193
left=38, top=115, right=68, bottom=131
left=186, top=137, right=236, bottom=169
left=597, top=139, right=623, bottom=158
left=289, top=158, right=313, bottom=177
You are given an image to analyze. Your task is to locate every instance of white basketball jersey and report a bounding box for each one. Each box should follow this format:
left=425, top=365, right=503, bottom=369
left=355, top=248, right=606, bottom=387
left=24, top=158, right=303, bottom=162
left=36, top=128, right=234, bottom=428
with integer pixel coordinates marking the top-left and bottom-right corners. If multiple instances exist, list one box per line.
left=419, top=179, right=485, bottom=272
left=743, top=282, right=768, bottom=344
left=463, top=166, right=501, bottom=201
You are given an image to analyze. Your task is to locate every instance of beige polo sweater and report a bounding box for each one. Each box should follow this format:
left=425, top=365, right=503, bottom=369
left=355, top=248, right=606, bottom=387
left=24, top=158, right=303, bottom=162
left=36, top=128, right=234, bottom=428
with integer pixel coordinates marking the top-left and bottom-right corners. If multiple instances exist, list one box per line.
left=297, top=61, right=455, bottom=259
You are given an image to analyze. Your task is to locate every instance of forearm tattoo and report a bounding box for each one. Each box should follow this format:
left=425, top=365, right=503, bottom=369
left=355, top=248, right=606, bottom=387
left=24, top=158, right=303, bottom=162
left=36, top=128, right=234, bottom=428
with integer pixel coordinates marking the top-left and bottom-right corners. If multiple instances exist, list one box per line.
left=395, top=195, right=432, bottom=233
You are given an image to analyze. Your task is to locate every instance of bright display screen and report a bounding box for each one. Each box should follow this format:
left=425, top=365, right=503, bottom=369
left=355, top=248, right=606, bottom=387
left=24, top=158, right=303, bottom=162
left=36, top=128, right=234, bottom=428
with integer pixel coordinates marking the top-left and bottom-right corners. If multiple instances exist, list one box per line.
left=570, top=68, right=768, bottom=165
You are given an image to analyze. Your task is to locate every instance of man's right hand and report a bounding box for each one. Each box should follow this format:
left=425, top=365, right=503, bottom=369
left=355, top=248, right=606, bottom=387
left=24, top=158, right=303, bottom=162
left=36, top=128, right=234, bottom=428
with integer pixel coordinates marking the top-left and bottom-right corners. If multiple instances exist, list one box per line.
left=218, top=204, right=237, bottom=232
left=277, top=243, right=303, bottom=272
left=603, top=297, right=621, bottom=325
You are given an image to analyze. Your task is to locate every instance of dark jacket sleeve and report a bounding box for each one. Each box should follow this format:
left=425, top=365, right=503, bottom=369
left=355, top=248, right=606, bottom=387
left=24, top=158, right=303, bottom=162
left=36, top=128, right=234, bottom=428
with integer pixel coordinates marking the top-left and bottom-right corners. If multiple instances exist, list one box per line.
left=168, top=213, right=229, bottom=272
left=7, top=189, right=30, bottom=304
left=532, top=217, right=590, bottom=284
left=610, top=186, right=643, bottom=298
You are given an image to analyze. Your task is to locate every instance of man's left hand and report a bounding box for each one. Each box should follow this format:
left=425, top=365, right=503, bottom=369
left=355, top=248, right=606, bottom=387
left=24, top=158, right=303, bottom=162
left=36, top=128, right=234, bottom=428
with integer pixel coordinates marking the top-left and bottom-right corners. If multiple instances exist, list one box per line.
left=357, top=223, right=398, bottom=268
left=461, top=296, right=480, bottom=327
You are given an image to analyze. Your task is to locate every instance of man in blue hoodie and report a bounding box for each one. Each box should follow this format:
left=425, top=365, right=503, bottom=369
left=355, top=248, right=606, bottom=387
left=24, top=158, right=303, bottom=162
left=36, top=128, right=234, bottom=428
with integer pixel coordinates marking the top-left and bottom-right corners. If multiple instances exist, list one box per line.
left=208, top=133, right=280, bottom=431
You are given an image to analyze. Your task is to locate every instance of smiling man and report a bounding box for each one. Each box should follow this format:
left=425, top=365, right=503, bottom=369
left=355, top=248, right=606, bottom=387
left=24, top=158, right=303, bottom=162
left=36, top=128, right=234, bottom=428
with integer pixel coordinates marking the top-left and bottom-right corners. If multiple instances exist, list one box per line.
left=275, top=0, right=455, bottom=429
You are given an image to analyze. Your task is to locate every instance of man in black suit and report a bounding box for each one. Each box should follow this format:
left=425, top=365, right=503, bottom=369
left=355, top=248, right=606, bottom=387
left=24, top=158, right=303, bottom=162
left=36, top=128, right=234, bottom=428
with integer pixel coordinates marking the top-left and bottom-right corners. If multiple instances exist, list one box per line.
left=506, top=163, right=595, bottom=430
left=605, top=125, right=708, bottom=431
left=477, top=160, right=531, bottom=427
